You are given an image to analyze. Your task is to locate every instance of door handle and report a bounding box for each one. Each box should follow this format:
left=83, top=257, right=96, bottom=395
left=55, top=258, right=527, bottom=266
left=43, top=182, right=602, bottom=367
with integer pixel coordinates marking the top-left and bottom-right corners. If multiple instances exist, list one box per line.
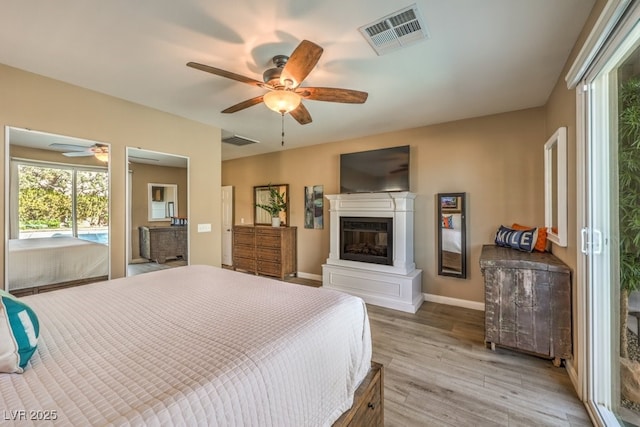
left=581, top=227, right=603, bottom=255
left=581, top=228, right=589, bottom=254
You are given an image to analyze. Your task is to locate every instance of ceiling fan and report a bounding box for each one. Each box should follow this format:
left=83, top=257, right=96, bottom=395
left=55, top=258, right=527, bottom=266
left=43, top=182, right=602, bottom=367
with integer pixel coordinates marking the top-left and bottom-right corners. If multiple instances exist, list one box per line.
left=49, top=142, right=109, bottom=162
left=187, top=40, right=368, bottom=125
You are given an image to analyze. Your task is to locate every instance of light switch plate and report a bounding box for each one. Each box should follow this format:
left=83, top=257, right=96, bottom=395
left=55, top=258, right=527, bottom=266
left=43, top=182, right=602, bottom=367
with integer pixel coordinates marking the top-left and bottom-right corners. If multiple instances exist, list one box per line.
left=197, top=223, right=212, bottom=233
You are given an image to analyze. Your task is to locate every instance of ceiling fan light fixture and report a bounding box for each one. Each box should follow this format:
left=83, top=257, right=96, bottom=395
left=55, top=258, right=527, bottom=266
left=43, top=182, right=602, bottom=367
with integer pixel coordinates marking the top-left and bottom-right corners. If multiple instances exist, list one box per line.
left=94, top=152, right=109, bottom=162
left=263, top=90, right=301, bottom=114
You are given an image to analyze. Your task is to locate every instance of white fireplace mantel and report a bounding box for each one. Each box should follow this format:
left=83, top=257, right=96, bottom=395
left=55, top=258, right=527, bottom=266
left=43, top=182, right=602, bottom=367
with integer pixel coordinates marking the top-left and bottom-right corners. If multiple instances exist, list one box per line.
left=325, top=192, right=416, bottom=275
left=322, top=192, right=423, bottom=313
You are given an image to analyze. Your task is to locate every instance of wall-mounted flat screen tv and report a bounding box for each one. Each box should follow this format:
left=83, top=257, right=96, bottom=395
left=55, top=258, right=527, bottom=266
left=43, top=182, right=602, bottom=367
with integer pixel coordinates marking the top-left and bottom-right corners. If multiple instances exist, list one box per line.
left=340, top=145, right=410, bottom=193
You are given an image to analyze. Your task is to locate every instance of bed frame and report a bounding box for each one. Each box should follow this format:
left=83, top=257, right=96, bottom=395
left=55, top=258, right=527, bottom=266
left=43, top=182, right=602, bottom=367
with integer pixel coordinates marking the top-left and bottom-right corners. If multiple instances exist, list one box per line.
left=334, top=362, right=384, bottom=426
left=9, top=275, right=108, bottom=298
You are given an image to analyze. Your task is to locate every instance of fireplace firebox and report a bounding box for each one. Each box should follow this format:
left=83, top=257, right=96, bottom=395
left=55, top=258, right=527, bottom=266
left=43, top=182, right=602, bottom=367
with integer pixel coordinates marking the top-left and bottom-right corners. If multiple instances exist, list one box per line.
left=340, top=217, right=393, bottom=266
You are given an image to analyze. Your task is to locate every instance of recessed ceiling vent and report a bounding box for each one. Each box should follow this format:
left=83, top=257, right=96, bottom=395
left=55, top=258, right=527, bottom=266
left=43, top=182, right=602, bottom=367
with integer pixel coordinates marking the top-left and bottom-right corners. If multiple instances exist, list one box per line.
left=222, top=134, right=260, bottom=146
left=359, top=3, right=429, bottom=56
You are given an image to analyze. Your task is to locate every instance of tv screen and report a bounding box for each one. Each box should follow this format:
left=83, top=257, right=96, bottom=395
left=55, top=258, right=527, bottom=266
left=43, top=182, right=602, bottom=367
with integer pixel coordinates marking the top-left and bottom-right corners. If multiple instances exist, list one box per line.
left=340, top=145, right=410, bottom=193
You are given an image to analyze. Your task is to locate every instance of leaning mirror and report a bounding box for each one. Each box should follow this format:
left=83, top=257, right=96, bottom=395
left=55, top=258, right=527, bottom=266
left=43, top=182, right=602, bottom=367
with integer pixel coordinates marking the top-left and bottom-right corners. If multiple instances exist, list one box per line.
left=148, top=183, right=178, bottom=221
left=437, top=192, right=467, bottom=278
left=254, top=184, right=289, bottom=226
left=544, top=127, right=567, bottom=247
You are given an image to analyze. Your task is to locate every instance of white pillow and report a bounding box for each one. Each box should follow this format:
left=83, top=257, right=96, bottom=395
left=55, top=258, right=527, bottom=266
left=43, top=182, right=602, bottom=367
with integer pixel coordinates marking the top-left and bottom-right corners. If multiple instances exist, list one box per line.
left=0, top=290, right=39, bottom=373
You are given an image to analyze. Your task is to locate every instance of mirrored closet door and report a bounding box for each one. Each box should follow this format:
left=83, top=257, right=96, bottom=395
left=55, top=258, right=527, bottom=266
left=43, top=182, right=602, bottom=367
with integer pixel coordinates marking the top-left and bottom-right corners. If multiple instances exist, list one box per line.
left=126, top=148, right=189, bottom=276
left=5, top=127, right=110, bottom=296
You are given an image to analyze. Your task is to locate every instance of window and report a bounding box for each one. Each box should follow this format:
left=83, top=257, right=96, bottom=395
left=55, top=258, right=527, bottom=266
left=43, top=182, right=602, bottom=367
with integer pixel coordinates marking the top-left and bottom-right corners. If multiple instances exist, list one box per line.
left=14, top=161, right=108, bottom=243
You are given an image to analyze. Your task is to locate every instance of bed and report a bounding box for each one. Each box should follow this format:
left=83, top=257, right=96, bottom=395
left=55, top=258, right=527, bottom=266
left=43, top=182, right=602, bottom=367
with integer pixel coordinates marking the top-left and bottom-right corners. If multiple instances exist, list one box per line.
left=7, top=236, right=109, bottom=292
left=0, top=265, right=375, bottom=426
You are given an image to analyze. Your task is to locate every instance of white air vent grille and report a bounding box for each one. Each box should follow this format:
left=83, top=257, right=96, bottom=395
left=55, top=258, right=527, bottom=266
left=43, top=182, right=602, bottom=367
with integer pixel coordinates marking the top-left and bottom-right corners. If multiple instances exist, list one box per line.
left=359, top=4, right=429, bottom=56
left=222, top=135, right=260, bottom=146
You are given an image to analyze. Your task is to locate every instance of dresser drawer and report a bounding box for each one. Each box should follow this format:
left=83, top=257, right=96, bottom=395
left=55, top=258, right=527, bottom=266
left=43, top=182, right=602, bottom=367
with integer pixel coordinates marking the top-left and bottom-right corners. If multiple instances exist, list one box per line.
left=257, top=235, right=281, bottom=249
left=257, top=261, right=282, bottom=277
left=233, top=245, right=255, bottom=259
left=256, top=247, right=281, bottom=262
left=234, top=257, right=255, bottom=272
left=234, top=232, right=255, bottom=246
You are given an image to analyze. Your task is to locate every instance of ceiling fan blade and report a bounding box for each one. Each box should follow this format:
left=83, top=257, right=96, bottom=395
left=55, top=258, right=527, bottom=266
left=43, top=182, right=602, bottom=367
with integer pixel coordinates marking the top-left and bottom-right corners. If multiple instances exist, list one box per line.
left=297, top=87, right=368, bottom=104
left=280, top=40, right=323, bottom=88
left=187, top=62, right=267, bottom=88
left=289, top=103, right=312, bottom=125
left=49, top=143, right=92, bottom=151
left=63, top=151, right=94, bottom=157
left=221, top=95, right=265, bottom=114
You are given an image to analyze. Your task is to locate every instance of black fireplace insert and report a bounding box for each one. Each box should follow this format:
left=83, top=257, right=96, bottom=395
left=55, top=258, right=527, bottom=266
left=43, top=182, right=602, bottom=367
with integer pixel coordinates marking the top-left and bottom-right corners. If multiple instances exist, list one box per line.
left=340, top=217, right=393, bottom=266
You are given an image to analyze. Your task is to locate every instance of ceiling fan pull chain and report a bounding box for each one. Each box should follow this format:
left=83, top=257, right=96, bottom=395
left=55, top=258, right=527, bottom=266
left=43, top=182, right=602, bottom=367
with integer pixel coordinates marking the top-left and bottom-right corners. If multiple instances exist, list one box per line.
left=281, top=112, right=285, bottom=146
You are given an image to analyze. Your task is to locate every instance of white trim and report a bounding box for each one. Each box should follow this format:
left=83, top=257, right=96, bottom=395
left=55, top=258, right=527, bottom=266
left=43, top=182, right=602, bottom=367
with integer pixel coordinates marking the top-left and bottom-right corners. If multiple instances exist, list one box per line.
left=297, top=272, right=322, bottom=282
left=565, top=359, right=581, bottom=399
left=565, top=0, right=632, bottom=89
left=423, top=293, right=484, bottom=311
left=544, top=127, right=568, bottom=247
left=574, top=82, right=589, bottom=402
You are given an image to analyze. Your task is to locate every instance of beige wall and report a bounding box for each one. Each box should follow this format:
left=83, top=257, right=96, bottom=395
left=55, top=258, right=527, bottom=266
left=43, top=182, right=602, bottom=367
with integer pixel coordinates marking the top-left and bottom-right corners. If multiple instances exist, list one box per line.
left=129, top=162, right=188, bottom=260
left=223, top=107, right=546, bottom=303
left=1, top=64, right=222, bottom=282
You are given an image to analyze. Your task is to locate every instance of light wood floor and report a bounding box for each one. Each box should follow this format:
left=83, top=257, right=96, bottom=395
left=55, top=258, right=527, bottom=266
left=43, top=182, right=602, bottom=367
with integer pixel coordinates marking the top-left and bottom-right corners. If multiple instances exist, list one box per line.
left=366, top=302, right=592, bottom=426
left=285, top=276, right=592, bottom=426
left=127, top=259, right=187, bottom=276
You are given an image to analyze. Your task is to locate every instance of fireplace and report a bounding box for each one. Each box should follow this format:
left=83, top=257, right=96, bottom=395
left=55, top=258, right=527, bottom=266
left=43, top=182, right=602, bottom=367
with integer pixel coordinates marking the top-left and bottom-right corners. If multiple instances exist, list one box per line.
left=322, top=192, right=424, bottom=313
left=340, top=217, right=393, bottom=266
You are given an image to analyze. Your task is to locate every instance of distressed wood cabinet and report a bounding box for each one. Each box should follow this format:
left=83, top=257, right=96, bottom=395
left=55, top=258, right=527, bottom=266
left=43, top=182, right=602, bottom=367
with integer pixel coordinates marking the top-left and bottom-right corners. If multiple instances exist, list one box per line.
left=139, top=226, right=188, bottom=264
left=232, top=225, right=297, bottom=280
left=479, top=244, right=572, bottom=367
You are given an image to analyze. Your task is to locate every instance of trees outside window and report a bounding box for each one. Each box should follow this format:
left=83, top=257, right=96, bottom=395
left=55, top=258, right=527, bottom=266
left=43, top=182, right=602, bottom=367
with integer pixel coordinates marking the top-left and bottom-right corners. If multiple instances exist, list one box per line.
left=17, top=163, right=108, bottom=240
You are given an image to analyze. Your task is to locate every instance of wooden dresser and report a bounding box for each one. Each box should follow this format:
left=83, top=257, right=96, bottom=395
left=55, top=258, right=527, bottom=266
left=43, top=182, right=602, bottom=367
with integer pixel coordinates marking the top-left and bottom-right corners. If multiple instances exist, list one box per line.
left=232, top=225, right=297, bottom=279
left=479, top=244, right=572, bottom=367
left=139, top=225, right=188, bottom=264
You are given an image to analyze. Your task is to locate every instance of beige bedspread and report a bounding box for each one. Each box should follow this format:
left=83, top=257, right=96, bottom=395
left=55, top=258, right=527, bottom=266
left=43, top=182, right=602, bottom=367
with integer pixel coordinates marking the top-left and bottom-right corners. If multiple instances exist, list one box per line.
left=0, top=265, right=372, bottom=426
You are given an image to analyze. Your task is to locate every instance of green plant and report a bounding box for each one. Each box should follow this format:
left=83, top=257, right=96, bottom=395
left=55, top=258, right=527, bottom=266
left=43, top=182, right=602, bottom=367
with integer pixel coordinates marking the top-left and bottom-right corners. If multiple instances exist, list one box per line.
left=618, top=77, right=640, bottom=357
left=256, top=185, right=287, bottom=217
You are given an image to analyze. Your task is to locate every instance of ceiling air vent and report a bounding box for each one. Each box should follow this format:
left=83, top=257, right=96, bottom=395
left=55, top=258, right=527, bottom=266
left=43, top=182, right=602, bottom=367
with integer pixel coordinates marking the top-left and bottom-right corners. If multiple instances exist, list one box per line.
left=222, top=134, right=260, bottom=146
left=359, top=4, right=429, bottom=56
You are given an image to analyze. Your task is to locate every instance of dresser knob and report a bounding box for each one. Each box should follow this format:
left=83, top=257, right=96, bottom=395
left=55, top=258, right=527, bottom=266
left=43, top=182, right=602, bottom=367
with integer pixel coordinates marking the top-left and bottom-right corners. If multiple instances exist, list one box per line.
left=367, top=402, right=375, bottom=410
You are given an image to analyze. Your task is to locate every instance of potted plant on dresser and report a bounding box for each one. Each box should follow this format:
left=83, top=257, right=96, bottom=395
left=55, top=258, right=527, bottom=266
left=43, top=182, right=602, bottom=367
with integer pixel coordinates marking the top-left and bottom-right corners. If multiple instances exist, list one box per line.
left=256, top=185, right=287, bottom=227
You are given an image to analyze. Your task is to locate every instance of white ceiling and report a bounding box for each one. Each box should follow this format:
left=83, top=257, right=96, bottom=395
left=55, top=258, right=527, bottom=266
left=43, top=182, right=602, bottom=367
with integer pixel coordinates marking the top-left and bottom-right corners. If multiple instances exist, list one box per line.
left=1, top=0, right=595, bottom=161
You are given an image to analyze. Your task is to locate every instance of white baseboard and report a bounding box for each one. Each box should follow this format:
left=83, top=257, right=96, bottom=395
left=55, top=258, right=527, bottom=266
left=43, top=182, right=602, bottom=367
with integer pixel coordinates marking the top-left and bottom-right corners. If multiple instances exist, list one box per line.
left=297, top=272, right=322, bottom=282
left=423, top=293, right=485, bottom=311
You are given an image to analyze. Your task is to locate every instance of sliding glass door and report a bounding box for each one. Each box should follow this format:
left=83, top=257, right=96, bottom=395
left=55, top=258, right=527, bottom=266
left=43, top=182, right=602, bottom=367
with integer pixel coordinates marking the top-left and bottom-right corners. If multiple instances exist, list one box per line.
left=583, top=8, right=640, bottom=425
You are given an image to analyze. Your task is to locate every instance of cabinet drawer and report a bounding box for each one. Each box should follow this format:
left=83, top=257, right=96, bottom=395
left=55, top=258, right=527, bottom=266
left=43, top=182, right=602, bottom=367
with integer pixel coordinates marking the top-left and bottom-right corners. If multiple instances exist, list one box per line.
left=233, top=245, right=254, bottom=259
left=257, top=235, right=281, bottom=249
left=256, top=247, right=281, bottom=262
left=234, top=232, right=255, bottom=246
left=257, top=261, right=282, bottom=276
left=234, top=257, right=255, bottom=271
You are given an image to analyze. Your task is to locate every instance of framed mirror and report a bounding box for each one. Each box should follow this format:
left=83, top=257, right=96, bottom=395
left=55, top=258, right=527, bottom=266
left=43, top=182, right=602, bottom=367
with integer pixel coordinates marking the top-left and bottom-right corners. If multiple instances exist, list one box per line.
left=148, top=183, right=177, bottom=221
left=544, top=127, right=567, bottom=247
left=437, top=192, right=467, bottom=278
left=254, top=184, right=289, bottom=226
